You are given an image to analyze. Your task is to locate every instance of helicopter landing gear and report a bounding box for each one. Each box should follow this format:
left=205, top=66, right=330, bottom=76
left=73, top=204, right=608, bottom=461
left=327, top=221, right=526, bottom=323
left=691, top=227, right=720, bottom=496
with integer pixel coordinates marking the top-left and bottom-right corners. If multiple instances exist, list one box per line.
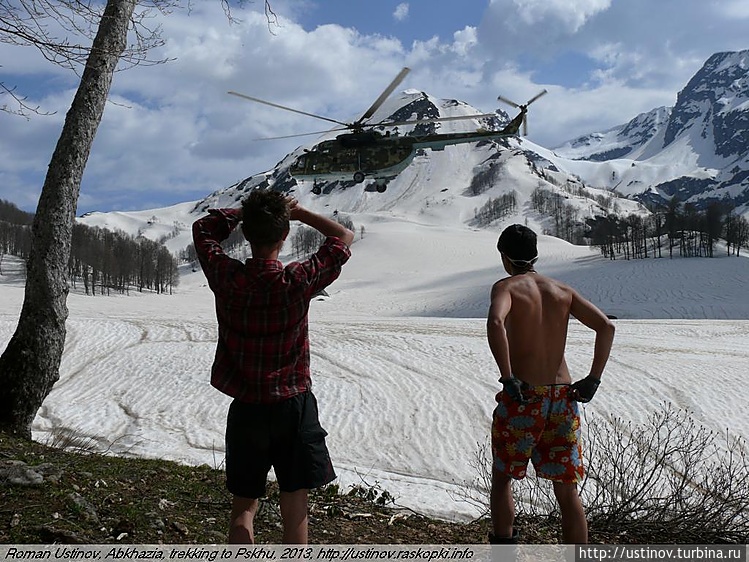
left=311, top=183, right=322, bottom=195
left=353, top=171, right=366, bottom=184
left=375, top=181, right=388, bottom=193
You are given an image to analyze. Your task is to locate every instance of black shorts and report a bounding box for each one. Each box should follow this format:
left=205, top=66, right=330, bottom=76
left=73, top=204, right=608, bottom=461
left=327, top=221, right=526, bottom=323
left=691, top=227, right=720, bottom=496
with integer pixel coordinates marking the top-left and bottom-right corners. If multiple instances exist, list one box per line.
left=225, top=391, right=336, bottom=499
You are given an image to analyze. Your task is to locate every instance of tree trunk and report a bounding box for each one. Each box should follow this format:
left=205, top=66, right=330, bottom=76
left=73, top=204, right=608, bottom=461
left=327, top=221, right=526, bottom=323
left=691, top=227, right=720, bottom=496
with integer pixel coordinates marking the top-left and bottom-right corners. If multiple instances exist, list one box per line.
left=0, top=0, right=137, bottom=439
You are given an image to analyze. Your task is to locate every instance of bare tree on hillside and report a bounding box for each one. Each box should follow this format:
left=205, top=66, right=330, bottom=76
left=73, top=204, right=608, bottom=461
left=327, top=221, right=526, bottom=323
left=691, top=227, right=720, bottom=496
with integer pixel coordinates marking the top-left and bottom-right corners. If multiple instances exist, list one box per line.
left=0, top=0, right=275, bottom=438
left=665, top=197, right=680, bottom=259
left=734, top=215, right=749, bottom=257
left=724, top=207, right=749, bottom=257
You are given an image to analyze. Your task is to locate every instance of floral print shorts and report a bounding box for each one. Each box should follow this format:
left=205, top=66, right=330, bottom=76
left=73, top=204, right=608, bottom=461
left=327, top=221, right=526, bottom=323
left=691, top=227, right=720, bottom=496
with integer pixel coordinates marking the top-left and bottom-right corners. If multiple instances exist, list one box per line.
left=491, top=384, right=584, bottom=483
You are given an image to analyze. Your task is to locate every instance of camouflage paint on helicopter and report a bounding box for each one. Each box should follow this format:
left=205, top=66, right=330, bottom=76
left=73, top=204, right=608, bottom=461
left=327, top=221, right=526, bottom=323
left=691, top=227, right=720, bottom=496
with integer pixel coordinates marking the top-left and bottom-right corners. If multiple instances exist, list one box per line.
left=290, top=113, right=528, bottom=193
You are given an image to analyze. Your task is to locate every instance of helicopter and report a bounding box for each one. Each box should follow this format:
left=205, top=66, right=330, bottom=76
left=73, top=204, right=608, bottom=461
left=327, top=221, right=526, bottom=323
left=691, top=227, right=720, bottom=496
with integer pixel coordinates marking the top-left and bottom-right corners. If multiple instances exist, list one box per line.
left=228, top=68, right=547, bottom=194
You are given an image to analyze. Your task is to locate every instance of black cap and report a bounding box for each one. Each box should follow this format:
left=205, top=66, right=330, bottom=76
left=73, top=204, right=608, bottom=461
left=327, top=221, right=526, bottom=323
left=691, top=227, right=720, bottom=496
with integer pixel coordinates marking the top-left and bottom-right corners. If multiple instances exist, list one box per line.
left=497, top=224, right=538, bottom=266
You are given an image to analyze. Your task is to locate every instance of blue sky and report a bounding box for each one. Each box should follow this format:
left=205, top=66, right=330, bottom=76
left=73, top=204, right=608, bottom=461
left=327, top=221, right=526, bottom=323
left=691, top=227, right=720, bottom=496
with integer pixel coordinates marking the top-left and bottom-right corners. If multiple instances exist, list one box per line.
left=294, top=1, right=487, bottom=45
left=1, top=0, right=747, bottom=214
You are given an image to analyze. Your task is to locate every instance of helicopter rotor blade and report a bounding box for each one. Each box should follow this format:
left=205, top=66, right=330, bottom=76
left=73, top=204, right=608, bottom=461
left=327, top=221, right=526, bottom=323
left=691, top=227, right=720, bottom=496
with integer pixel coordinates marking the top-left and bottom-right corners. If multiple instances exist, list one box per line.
left=355, top=67, right=411, bottom=125
left=525, top=89, right=548, bottom=106
left=228, top=91, right=350, bottom=128
left=497, top=95, right=520, bottom=108
left=375, top=112, right=499, bottom=128
left=258, top=112, right=500, bottom=139
left=252, top=127, right=349, bottom=141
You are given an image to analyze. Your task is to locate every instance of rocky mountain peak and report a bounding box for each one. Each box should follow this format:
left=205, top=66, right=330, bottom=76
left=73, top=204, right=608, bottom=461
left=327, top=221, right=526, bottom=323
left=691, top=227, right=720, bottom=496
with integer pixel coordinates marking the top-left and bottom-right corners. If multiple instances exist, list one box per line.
left=664, top=50, right=749, bottom=156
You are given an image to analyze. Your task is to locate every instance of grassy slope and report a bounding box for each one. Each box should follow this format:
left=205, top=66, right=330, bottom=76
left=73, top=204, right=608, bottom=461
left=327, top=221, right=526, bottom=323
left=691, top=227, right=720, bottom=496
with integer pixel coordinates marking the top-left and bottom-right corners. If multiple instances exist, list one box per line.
left=0, top=431, right=493, bottom=544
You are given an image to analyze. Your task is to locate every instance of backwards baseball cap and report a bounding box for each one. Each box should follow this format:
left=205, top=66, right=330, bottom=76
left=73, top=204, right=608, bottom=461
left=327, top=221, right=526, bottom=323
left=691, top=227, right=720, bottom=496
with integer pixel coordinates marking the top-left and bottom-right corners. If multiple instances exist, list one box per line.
left=497, top=224, right=538, bottom=267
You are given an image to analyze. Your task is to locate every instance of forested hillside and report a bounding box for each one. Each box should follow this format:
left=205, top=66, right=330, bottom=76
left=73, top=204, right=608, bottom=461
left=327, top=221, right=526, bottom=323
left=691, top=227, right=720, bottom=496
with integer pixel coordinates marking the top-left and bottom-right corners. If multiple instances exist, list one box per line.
left=0, top=201, right=179, bottom=295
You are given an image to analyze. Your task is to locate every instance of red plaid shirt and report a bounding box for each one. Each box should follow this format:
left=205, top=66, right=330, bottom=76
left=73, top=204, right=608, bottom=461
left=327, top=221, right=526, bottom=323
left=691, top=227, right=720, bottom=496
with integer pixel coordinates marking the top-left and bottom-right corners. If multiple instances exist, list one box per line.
left=192, top=208, right=351, bottom=403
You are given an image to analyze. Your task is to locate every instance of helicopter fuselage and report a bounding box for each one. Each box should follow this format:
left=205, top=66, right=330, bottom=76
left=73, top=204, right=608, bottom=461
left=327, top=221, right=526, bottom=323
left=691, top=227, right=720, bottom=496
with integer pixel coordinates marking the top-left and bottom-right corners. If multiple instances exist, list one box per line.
left=289, top=120, right=522, bottom=185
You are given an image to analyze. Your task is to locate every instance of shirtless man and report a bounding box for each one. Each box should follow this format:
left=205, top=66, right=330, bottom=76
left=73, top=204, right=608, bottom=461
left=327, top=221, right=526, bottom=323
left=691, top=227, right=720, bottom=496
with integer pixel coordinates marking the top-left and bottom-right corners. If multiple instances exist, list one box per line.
left=486, top=224, right=615, bottom=544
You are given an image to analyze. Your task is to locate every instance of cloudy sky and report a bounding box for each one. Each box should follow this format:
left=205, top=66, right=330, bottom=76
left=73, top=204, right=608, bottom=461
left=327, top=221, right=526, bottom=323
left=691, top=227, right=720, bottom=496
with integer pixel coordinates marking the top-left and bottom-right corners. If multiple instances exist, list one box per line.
left=1, top=0, right=747, bottom=214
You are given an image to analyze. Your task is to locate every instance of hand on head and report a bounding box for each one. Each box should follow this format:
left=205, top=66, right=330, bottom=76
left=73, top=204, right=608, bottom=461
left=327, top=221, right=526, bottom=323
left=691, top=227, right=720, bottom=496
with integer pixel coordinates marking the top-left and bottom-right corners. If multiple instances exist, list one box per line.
left=285, top=196, right=303, bottom=220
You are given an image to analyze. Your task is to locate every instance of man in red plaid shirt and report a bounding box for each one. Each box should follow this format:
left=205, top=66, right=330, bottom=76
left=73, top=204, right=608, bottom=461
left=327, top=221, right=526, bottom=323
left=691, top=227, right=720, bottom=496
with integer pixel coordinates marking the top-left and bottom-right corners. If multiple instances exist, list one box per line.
left=193, top=189, right=353, bottom=544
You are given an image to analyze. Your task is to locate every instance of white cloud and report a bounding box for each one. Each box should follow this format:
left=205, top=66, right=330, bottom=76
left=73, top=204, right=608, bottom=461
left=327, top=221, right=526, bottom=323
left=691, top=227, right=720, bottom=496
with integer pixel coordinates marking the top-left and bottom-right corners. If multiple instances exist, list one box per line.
left=451, top=26, right=478, bottom=57
left=716, top=0, right=749, bottom=19
left=393, top=3, right=410, bottom=23
left=511, top=0, right=611, bottom=32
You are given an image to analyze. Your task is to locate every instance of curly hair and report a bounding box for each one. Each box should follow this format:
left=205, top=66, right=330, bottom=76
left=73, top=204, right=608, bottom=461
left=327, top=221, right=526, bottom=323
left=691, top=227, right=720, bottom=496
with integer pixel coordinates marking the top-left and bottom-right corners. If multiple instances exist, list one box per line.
left=241, top=190, right=290, bottom=247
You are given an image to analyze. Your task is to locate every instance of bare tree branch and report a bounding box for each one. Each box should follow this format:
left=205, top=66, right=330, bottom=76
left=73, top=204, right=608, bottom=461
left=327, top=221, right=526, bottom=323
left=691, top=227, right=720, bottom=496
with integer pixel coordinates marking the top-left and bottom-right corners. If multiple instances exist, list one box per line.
left=0, top=77, right=55, bottom=117
left=0, top=0, right=281, bottom=116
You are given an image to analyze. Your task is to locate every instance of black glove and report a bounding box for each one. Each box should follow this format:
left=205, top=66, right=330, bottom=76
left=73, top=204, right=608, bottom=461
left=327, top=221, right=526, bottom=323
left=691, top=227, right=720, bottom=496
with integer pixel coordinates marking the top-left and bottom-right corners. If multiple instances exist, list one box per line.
left=500, top=375, right=528, bottom=404
left=570, top=375, right=600, bottom=403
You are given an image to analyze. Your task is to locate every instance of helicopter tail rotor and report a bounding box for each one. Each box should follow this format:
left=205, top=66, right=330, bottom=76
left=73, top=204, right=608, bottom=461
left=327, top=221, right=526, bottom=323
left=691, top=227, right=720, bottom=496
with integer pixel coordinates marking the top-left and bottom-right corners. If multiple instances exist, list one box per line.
left=497, top=95, right=520, bottom=109
left=497, top=89, right=548, bottom=135
left=525, top=89, right=548, bottom=107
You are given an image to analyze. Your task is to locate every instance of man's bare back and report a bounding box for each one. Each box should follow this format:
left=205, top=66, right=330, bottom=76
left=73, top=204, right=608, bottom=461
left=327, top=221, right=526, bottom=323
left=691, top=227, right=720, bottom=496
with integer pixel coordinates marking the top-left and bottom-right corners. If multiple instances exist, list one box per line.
left=487, top=260, right=614, bottom=390
left=490, top=272, right=574, bottom=386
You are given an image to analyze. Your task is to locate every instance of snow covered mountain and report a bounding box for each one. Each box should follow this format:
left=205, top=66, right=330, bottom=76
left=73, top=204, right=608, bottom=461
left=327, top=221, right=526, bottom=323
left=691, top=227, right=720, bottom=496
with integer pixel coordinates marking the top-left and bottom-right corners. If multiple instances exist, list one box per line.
left=552, top=106, right=672, bottom=163
left=553, top=50, right=749, bottom=214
